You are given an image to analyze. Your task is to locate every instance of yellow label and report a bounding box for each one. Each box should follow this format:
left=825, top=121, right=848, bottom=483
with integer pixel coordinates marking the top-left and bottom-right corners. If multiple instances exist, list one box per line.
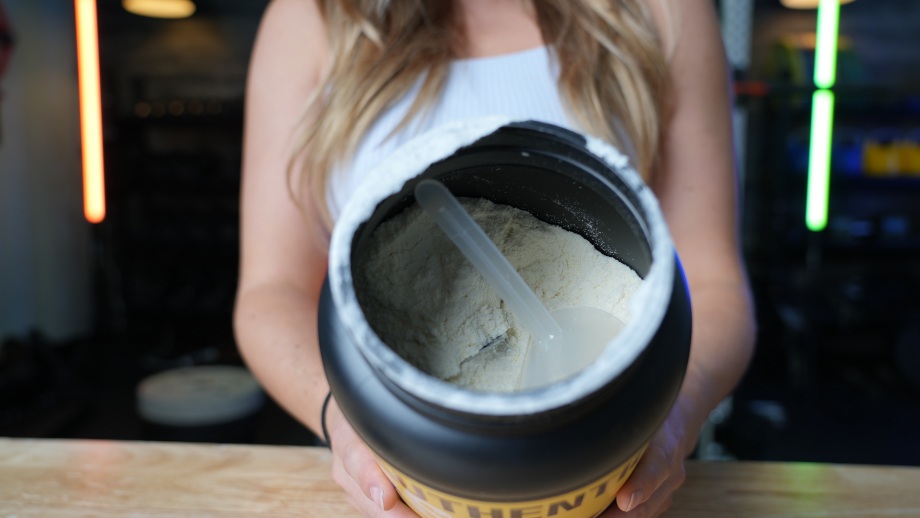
left=377, top=445, right=646, bottom=518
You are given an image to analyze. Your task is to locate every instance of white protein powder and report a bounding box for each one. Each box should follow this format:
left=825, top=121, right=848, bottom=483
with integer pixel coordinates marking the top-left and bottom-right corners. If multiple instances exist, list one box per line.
left=356, top=197, right=642, bottom=392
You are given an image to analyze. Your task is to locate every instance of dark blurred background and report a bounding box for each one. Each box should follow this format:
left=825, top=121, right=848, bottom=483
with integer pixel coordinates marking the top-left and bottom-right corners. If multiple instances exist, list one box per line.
left=0, top=0, right=918, bottom=463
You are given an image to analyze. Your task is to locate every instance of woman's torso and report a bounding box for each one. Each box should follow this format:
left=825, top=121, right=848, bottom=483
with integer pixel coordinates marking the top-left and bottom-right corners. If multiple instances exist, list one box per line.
left=326, top=46, right=576, bottom=218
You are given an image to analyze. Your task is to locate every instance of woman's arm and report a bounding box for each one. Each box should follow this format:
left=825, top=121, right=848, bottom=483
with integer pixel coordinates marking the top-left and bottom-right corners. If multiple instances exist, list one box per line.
left=235, top=2, right=418, bottom=516
left=608, top=0, right=756, bottom=515
left=650, top=0, right=756, bottom=423
left=234, top=0, right=330, bottom=438
left=650, top=0, right=756, bottom=442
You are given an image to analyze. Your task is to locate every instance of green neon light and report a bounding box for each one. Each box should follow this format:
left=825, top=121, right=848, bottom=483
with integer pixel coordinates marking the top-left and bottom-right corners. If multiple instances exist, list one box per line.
left=814, top=0, right=841, bottom=89
left=805, top=0, right=840, bottom=232
left=806, top=89, right=835, bottom=232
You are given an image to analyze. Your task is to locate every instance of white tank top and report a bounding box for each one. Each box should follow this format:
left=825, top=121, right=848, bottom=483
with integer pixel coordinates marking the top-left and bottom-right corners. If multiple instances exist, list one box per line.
left=327, top=46, right=575, bottom=219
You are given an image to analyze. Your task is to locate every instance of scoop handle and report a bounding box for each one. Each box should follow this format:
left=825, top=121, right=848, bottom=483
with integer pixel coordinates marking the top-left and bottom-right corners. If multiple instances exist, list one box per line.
left=414, top=179, right=562, bottom=346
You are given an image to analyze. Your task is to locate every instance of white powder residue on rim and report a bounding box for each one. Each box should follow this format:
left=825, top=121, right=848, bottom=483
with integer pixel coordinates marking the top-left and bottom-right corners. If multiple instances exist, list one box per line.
left=328, top=119, right=677, bottom=416
left=584, top=135, right=676, bottom=344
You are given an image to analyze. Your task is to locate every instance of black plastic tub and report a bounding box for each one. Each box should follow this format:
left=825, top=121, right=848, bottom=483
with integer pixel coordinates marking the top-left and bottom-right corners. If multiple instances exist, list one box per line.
left=319, top=119, right=691, bottom=518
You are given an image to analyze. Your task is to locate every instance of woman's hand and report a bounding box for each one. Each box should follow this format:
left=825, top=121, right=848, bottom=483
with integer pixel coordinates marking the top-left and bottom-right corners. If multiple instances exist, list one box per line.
left=602, top=396, right=698, bottom=517
left=326, top=400, right=420, bottom=517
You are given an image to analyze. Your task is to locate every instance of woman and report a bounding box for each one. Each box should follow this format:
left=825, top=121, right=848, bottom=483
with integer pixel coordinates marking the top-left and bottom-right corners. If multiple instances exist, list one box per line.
left=234, top=0, right=756, bottom=516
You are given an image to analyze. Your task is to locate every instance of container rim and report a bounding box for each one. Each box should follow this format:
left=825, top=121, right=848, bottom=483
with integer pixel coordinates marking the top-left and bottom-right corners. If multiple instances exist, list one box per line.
left=328, top=117, right=676, bottom=417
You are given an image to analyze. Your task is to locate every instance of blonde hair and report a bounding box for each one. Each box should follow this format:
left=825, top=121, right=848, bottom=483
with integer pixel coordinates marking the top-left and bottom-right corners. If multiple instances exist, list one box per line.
left=295, top=0, right=671, bottom=228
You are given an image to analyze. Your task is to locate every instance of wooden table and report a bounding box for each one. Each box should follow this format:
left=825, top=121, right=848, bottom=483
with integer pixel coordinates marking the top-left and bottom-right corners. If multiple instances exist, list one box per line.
left=2, top=438, right=919, bottom=517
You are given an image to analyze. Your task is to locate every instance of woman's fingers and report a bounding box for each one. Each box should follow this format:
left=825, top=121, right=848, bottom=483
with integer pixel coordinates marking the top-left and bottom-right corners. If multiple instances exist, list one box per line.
left=333, top=453, right=419, bottom=517
left=328, top=402, right=410, bottom=514
left=598, top=465, right=681, bottom=517
left=616, top=441, right=678, bottom=511
left=620, top=492, right=675, bottom=518
left=614, top=413, right=687, bottom=513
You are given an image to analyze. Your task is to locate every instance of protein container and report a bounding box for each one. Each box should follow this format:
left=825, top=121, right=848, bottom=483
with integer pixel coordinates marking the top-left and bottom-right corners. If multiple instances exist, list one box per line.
left=319, top=119, right=692, bottom=518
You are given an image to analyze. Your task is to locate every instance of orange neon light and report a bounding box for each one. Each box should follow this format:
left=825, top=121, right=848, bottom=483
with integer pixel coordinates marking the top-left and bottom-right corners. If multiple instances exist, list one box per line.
left=75, top=0, right=105, bottom=223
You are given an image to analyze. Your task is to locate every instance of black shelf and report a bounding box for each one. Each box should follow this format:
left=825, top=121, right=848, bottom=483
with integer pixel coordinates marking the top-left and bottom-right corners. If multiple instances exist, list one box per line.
left=96, top=71, right=245, bottom=359
left=740, top=80, right=920, bottom=418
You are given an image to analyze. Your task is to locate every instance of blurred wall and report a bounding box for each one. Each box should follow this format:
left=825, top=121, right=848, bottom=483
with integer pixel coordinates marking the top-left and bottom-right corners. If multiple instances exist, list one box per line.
left=0, top=0, right=91, bottom=341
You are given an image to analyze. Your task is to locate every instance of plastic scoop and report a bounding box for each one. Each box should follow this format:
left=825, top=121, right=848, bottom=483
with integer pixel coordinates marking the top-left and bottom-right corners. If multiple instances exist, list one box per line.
left=414, top=179, right=624, bottom=389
